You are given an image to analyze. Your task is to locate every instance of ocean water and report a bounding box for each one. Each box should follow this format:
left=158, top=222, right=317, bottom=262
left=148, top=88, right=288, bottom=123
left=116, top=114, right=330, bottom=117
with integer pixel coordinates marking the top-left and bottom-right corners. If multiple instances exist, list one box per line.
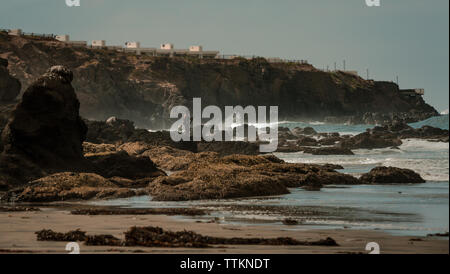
left=93, top=115, right=449, bottom=237
left=410, top=114, right=449, bottom=130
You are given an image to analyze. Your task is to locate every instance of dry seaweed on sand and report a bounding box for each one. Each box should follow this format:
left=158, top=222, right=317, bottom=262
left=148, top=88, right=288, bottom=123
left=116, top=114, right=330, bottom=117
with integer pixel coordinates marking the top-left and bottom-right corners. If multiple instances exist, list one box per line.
left=71, top=207, right=207, bottom=216
left=85, top=235, right=122, bottom=246
left=122, top=226, right=339, bottom=248
left=35, top=226, right=339, bottom=248
left=35, top=229, right=87, bottom=242
left=0, top=206, right=41, bottom=212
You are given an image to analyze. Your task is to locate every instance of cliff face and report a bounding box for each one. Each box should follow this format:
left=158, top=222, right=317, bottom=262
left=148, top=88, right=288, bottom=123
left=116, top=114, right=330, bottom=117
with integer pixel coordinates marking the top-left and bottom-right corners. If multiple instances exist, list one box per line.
left=0, top=32, right=438, bottom=128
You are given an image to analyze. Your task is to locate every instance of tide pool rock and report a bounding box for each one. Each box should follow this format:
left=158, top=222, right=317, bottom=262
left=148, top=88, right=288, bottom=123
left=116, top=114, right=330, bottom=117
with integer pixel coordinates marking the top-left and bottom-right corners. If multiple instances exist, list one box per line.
left=359, top=166, right=425, bottom=185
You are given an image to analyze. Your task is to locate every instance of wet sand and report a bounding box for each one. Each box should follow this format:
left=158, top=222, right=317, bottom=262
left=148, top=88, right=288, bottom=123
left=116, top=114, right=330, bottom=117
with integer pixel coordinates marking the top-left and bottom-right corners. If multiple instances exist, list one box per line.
left=0, top=207, right=447, bottom=254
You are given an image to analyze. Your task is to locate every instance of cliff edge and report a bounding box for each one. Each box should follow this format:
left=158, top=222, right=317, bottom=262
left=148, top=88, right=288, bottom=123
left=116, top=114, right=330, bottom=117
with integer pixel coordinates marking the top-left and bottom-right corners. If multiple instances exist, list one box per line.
left=0, top=32, right=438, bottom=128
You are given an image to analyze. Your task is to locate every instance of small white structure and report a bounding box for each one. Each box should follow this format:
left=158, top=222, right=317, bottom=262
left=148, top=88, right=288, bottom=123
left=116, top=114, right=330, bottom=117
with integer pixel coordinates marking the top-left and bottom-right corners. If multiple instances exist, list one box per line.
left=125, top=41, right=140, bottom=49
left=414, top=88, right=425, bottom=95
left=8, top=29, right=22, bottom=36
left=399, top=89, right=425, bottom=97
left=92, top=40, right=106, bottom=47
left=160, top=43, right=174, bottom=50
left=56, top=35, right=70, bottom=42
left=55, top=34, right=86, bottom=46
left=189, top=45, right=203, bottom=52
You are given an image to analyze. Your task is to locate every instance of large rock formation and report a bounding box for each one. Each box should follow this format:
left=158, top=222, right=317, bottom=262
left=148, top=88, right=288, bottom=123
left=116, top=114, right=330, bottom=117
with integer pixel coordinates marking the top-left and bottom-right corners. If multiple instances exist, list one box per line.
left=0, top=32, right=438, bottom=128
left=1, top=65, right=87, bottom=168
left=0, top=66, right=165, bottom=191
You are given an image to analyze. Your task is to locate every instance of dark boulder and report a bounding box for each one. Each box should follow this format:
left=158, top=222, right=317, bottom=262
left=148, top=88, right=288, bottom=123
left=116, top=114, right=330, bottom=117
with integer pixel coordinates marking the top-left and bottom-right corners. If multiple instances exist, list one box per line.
left=1, top=65, right=87, bottom=168
left=197, top=141, right=260, bottom=156
left=278, top=128, right=297, bottom=141
left=301, top=173, right=324, bottom=191
left=416, top=126, right=449, bottom=138
left=0, top=66, right=89, bottom=188
left=337, top=132, right=402, bottom=149
left=296, top=136, right=318, bottom=146
left=318, top=136, right=342, bottom=146
left=86, top=151, right=166, bottom=180
left=359, top=166, right=425, bottom=185
left=292, top=127, right=317, bottom=136
left=85, top=118, right=135, bottom=144
left=303, top=146, right=354, bottom=155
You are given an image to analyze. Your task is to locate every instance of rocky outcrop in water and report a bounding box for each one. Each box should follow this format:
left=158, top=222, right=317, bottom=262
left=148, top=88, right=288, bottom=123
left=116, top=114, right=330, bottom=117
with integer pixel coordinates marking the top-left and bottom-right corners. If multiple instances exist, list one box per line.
left=325, top=111, right=439, bottom=126
left=146, top=154, right=360, bottom=201
left=359, top=166, right=425, bottom=185
left=276, top=121, right=448, bottom=155
left=337, top=132, right=403, bottom=150
left=370, top=122, right=449, bottom=142
left=302, top=147, right=354, bottom=155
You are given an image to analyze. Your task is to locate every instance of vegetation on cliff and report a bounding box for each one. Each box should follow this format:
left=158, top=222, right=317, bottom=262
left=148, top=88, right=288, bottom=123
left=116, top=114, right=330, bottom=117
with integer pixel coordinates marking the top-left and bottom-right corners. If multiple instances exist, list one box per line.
left=0, top=32, right=438, bottom=128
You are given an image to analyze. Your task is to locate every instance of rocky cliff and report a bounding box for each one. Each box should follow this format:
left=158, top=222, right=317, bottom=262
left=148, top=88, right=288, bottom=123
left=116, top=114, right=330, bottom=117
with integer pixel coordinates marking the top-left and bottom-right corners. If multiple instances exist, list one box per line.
left=0, top=32, right=438, bottom=128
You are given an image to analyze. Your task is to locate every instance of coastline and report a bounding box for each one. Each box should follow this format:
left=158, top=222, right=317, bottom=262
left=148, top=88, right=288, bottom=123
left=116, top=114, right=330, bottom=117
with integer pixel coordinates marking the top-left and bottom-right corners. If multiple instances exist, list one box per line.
left=0, top=207, right=448, bottom=254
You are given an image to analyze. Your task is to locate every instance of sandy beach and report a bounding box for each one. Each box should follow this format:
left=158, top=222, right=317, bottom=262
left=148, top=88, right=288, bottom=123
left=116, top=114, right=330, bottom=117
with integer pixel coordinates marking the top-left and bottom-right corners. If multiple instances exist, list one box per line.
left=0, top=207, right=447, bottom=254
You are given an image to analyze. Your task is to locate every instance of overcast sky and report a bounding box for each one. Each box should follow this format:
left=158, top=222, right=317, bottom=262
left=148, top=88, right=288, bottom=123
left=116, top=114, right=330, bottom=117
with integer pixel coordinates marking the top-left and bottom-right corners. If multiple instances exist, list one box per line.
left=1, top=0, right=448, bottom=112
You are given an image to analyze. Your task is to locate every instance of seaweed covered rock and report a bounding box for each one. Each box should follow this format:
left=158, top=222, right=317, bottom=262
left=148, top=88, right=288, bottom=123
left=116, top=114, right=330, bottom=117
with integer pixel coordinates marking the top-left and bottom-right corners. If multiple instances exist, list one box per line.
left=359, top=166, right=425, bottom=185
left=337, top=132, right=402, bottom=150
left=147, top=154, right=359, bottom=201
left=2, top=172, right=144, bottom=202
left=292, top=127, right=317, bottom=136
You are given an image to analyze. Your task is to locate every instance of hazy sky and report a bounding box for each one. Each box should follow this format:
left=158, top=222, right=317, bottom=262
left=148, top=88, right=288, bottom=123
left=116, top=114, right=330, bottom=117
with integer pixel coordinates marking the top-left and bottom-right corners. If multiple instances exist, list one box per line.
left=1, top=0, right=448, bottom=112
